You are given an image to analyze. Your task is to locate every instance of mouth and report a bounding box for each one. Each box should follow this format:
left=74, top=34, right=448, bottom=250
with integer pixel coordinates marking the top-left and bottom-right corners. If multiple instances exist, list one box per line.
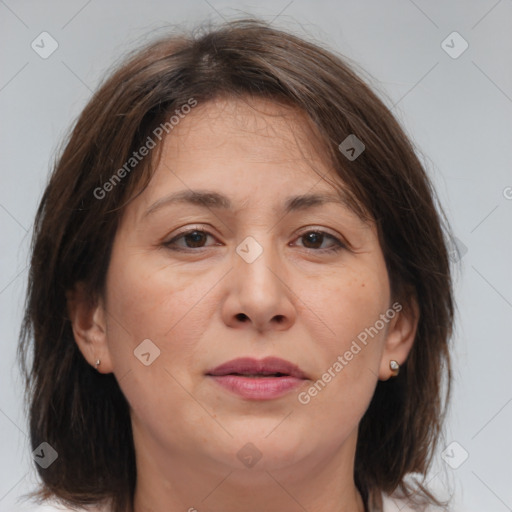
left=206, top=356, right=307, bottom=379
left=206, top=357, right=308, bottom=400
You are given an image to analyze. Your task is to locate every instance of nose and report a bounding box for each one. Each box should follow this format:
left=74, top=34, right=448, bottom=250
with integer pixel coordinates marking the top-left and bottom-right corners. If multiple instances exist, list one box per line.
left=221, top=236, right=297, bottom=334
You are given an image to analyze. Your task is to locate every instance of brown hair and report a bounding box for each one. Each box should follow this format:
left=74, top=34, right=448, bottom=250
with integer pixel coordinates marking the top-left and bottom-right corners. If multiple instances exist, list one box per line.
left=18, top=17, right=454, bottom=512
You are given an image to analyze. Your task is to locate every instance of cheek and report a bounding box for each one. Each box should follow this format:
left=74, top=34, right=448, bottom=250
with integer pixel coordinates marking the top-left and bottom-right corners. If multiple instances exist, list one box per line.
left=103, top=247, right=222, bottom=383
left=294, top=266, right=389, bottom=414
left=106, top=252, right=193, bottom=335
left=102, top=251, right=216, bottom=446
left=310, top=265, right=390, bottom=349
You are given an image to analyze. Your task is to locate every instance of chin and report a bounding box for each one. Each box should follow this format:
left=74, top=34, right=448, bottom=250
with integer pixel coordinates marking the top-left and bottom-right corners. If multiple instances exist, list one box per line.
left=211, top=421, right=313, bottom=470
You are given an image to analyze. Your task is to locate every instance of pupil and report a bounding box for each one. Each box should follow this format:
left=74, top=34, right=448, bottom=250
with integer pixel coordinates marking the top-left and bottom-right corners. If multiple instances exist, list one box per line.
left=186, top=231, right=205, bottom=247
left=305, top=232, right=322, bottom=248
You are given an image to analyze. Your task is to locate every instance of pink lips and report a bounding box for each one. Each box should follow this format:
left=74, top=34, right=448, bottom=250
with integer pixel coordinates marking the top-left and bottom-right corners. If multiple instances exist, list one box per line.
left=206, top=357, right=308, bottom=400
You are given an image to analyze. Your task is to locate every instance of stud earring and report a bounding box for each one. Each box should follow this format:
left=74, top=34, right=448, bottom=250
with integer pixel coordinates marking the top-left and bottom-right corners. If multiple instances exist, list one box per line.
left=389, top=360, right=400, bottom=377
left=95, top=359, right=101, bottom=370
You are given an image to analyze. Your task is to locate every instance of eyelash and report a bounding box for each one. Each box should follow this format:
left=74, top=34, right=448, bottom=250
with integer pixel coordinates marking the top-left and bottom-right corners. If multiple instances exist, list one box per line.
left=163, top=226, right=346, bottom=254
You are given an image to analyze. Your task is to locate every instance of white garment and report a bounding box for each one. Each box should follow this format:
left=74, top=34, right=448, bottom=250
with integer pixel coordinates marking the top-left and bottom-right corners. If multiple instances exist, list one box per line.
left=381, top=493, right=423, bottom=511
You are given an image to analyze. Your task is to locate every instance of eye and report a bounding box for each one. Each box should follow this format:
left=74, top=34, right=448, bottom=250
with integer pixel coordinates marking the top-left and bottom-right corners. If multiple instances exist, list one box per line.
left=163, top=228, right=217, bottom=251
left=163, top=227, right=346, bottom=253
left=293, top=230, right=346, bottom=253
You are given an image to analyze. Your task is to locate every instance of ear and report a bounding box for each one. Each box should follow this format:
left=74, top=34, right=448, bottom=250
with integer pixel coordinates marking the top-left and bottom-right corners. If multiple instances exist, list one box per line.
left=378, top=296, right=419, bottom=380
left=66, top=282, right=113, bottom=373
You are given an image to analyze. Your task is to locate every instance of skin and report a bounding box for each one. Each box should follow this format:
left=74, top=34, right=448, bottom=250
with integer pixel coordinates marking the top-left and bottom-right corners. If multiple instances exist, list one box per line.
left=69, top=96, right=418, bottom=512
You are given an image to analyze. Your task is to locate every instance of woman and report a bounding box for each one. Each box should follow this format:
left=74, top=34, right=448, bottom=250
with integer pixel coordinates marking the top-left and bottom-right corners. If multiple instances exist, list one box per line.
left=18, top=17, right=454, bottom=512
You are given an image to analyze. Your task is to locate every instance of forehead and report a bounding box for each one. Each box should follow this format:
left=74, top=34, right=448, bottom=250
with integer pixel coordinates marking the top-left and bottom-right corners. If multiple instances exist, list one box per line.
left=127, top=96, right=370, bottom=225
left=161, top=96, right=331, bottom=171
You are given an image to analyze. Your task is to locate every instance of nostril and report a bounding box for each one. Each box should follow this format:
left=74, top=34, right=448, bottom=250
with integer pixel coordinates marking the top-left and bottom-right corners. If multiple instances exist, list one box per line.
left=235, top=313, right=248, bottom=322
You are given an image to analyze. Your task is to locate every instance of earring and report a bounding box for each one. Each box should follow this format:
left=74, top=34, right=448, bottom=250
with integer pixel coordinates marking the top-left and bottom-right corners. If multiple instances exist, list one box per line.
left=95, top=359, right=101, bottom=370
left=389, top=360, right=400, bottom=377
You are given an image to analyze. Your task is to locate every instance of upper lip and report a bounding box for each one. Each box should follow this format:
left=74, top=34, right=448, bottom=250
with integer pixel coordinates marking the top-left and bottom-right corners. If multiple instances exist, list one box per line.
left=206, top=357, right=307, bottom=379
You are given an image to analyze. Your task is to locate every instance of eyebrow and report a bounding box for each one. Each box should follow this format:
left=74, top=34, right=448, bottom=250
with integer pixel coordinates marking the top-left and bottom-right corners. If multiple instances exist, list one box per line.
left=143, top=189, right=366, bottom=222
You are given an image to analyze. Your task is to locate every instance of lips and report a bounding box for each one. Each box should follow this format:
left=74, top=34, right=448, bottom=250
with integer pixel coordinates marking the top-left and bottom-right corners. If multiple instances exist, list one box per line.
left=206, top=356, right=307, bottom=379
left=206, top=357, right=309, bottom=400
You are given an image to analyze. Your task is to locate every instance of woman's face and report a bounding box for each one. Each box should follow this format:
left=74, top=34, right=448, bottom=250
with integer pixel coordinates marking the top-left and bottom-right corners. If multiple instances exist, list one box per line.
left=93, top=96, right=412, bottom=482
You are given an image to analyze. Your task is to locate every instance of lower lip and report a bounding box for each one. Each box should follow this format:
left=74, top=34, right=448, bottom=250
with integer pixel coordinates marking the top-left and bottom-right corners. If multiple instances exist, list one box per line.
left=208, top=375, right=305, bottom=400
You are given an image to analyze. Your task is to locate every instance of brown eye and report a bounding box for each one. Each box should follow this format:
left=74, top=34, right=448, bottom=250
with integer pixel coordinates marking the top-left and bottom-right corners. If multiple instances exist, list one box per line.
left=295, top=230, right=345, bottom=253
left=163, top=228, right=345, bottom=254
left=182, top=230, right=209, bottom=248
left=302, top=231, right=324, bottom=249
left=164, top=229, right=216, bottom=251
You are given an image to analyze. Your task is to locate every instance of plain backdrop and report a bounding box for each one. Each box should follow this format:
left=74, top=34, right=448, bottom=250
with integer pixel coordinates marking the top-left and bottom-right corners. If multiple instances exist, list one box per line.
left=1, top=1, right=511, bottom=511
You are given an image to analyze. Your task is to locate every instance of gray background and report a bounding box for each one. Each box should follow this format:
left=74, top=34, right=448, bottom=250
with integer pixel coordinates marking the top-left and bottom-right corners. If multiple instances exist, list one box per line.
left=1, top=1, right=511, bottom=511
